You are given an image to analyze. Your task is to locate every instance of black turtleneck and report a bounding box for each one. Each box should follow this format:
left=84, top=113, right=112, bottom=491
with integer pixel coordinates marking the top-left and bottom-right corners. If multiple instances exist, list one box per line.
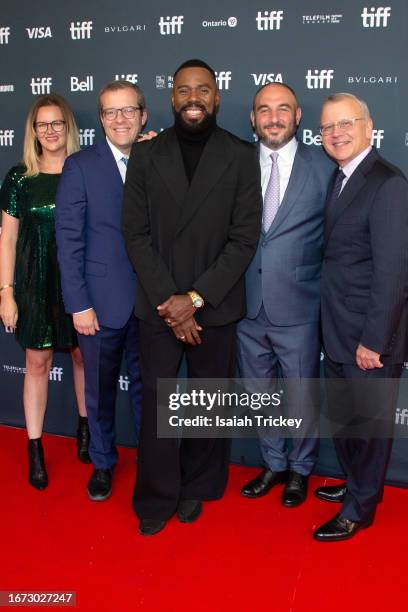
left=174, top=114, right=216, bottom=183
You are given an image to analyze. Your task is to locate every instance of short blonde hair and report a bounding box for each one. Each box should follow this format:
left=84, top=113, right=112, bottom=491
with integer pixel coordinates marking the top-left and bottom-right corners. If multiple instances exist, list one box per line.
left=23, top=93, right=80, bottom=176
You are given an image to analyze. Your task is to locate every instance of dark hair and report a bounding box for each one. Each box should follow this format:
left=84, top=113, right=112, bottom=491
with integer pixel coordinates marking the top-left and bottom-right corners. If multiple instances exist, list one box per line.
left=173, top=59, right=216, bottom=83
left=253, top=82, right=299, bottom=110
left=98, top=80, right=146, bottom=114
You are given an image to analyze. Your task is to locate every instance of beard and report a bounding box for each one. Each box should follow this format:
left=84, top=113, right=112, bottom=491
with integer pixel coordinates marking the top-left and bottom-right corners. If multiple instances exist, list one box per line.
left=173, top=102, right=218, bottom=134
left=257, top=119, right=298, bottom=150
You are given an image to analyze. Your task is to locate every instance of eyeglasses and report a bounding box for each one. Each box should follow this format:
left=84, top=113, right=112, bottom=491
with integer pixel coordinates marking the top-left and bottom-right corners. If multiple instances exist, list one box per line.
left=34, top=120, right=66, bottom=135
left=101, top=106, right=142, bottom=121
left=320, top=117, right=365, bottom=136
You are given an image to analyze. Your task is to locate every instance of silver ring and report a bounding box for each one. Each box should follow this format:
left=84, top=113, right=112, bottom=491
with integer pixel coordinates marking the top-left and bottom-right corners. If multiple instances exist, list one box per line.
left=180, top=335, right=186, bottom=340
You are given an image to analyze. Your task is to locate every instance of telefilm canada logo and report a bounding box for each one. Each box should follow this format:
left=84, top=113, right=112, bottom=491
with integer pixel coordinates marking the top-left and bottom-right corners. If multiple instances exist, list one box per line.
left=202, top=17, right=238, bottom=28
left=0, top=26, right=11, bottom=44
left=305, top=69, right=334, bottom=89
left=0, top=84, right=14, bottom=93
left=302, top=14, right=343, bottom=25
left=26, top=26, right=52, bottom=39
left=158, top=16, right=184, bottom=35
left=79, top=129, right=95, bottom=147
left=30, top=77, right=52, bottom=95
left=70, top=21, right=93, bottom=39
left=0, top=130, right=15, bottom=146
left=256, top=10, right=284, bottom=31
left=361, top=6, right=391, bottom=27
left=2, top=364, right=63, bottom=381
left=115, top=74, right=138, bottom=83
left=156, top=75, right=173, bottom=89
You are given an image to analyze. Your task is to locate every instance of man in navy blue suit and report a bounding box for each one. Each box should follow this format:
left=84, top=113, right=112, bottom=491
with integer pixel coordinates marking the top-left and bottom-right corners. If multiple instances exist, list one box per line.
left=56, top=81, right=154, bottom=501
left=314, top=93, right=408, bottom=541
left=238, top=83, right=334, bottom=507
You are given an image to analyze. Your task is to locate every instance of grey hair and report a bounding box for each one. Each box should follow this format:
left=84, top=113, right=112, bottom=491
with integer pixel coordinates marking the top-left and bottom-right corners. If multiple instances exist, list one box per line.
left=322, top=92, right=371, bottom=119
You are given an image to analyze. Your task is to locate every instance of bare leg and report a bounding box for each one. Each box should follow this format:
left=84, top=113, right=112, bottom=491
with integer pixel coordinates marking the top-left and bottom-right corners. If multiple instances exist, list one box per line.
left=24, top=348, right=53, bottom=439
left=71, top=345, right=86, bottom=417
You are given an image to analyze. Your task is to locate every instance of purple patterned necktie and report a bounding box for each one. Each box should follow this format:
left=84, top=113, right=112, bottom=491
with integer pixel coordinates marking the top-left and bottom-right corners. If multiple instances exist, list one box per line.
left=263, top=152, right=280, bottom=232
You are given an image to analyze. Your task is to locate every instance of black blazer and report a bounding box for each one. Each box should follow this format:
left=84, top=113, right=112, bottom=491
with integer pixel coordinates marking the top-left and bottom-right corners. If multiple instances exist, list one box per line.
left=121, top=126, right=262, bottom=327
left=321, top=148, right=408, bottom=364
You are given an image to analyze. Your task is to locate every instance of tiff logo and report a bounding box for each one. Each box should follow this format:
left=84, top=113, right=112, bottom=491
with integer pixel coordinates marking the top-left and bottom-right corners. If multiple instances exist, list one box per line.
left=256, top=10, right=284, bottom=31
left=115, top=74, right=138, bottom=83
left=158, top=15, right=184, bottom=35
left=0, top=26, right=11, bottom=44
left=305, top=69, right=334, bottom=89
left=215, top=71, right=232, bottom=90
left=361, top=6, right=391, bottom=27
left=118, top=375, right=129, bottom=391
left=71, top=76, right=93, bottom=92
left=4, top=325, right=15, bottom=333
left=79, top=128, right=95, bottom=147
left=70, top=20, right=93, bottom=39
left=30, top=77, right=52, bottom=95
left=0, top=130, right=14, bottom=146
left=371, top=129, right=384, bottom=148
left=49, top=366, right=63, bottom=382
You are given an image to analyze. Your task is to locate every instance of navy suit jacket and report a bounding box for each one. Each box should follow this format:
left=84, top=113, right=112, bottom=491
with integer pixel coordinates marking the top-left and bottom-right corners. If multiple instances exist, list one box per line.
left=321, top=148, right=408, bottom=364
left=245, top=141, right=335, bottom=325
left=55, top=139, right=136, bottom=329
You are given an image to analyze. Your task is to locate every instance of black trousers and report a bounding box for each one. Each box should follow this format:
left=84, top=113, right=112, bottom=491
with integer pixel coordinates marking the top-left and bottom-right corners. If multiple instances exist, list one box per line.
left=324, top=354, right=402, bottom=523
left=133, top=320, right=236, bottom=520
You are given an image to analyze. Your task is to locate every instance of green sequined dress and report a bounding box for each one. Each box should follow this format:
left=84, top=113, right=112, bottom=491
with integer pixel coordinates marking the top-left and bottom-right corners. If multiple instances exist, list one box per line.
left=0, top=165, right=77, bottom=349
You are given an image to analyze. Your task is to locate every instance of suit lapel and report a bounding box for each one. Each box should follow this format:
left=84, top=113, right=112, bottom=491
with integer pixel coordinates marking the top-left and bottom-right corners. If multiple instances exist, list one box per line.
left=96, top=139, right=124, bottom=191
left=174, top=128, right=233, bottom=237
left=151, top=128, right=189, bottom=209
left=324, top=148, right=378, bottom=247
left=265, top=142, right=309, bottom=239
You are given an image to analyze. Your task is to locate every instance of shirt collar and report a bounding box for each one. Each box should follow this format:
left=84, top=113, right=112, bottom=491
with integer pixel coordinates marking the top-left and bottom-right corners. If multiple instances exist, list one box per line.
left=260, top=136, right=298, bottom=164
left=106, top=137, right=129, bottom=164
left=341, top=145, right=372, bottom=178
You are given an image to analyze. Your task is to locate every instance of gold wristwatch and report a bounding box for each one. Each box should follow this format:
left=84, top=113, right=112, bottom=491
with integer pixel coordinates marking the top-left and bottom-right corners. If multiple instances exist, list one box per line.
left=187, top=290, right=204, bottom=309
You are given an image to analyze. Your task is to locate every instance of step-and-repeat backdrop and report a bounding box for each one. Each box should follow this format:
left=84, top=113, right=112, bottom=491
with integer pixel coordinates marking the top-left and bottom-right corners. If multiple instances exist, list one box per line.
left=1, top=0, right=408, bottom=484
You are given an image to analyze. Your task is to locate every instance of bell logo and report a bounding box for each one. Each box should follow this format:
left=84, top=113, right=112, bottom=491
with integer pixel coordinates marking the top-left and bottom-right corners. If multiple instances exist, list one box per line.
left=30, top=77, right=52, bottom=95
left=0, top=26, right=11, bottom=44
left=215, top=71, right=232, bottom=90
left=70, top=21, right=93, bottom=40
left=70, top=76, right=94, bottom=92
left=158, top=16, right=184, bottom=35
left=79, top=129, right=95, bottom=147
left=371, top=129, right=384, bottom=148
left=305, top=69, right=334, bottom=89
left=256, top=10, right=284, bottom=31
left=115, top=74, right=138, bottom=83
left=302, top=129, right=322, bottom=146
left=251, top=73, right=283, bottom=86
left=361, top=7, right=391, bottom=27
left=0, top=130, right=14, bottom=146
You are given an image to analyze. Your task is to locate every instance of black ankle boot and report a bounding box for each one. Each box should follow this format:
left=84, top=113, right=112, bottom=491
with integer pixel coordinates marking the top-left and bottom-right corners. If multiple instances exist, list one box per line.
left=77, top=416, right=91, bottom=464
left=28, top=438, right=48, bottom=490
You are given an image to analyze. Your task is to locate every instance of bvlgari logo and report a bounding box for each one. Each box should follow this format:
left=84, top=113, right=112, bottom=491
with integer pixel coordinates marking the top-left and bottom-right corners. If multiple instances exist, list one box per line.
left=347, top=75, right=398, bottom=85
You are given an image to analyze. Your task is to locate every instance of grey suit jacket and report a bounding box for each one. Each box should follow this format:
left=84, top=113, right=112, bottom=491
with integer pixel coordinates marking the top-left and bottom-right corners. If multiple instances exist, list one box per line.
left=245, top=141, right=335, bottom=325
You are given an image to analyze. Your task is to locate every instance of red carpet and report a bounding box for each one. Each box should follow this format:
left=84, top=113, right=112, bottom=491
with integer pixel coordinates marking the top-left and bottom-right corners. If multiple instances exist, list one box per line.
left=1, top=425, right=407, bottom=611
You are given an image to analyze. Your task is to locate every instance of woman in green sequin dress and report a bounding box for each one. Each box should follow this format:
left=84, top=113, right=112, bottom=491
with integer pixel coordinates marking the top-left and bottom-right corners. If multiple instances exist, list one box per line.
left=0, top=94, right=89, bottom=490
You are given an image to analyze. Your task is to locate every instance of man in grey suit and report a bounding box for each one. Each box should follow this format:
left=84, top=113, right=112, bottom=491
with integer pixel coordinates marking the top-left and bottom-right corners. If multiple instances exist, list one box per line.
left=238, top=83, right=334, bottom=507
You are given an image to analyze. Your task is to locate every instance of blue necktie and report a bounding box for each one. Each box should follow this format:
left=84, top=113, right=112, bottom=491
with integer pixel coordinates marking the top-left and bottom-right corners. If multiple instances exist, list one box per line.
left=327, top=169, right=345, bottom=211
left=121, top=156, right=129, bottom=167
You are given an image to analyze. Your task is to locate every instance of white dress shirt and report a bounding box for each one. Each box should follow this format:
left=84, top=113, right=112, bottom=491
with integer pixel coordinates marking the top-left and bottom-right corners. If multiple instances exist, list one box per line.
left=106, top=137, right=129, bottom=183
left=260, top=137, right=298, bottom=205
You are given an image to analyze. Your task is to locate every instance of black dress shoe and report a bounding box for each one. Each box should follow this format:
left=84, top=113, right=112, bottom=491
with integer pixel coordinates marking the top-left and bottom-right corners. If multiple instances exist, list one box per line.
left=87, top=468, right=112, bottom=501
left=139, top=519, right=167, bottom=536
left=77, top=416, right=91, bottom=464
left=28, top=438, right=48, bottom=490
left=177, top=499, right=202, bottom=523
left=314, top=483, right=347, bottom=503
left=313, top=512, right=373, bottom=542
left=282, top=471, right=308, bottom=507
left=241, top=468, right=288, bottom=498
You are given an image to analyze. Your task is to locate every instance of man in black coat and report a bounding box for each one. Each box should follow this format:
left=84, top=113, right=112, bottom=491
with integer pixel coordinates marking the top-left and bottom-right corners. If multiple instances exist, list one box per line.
left=314, top=92, right=408, bottom=541
left=122, top=59, right=262, bottom=536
